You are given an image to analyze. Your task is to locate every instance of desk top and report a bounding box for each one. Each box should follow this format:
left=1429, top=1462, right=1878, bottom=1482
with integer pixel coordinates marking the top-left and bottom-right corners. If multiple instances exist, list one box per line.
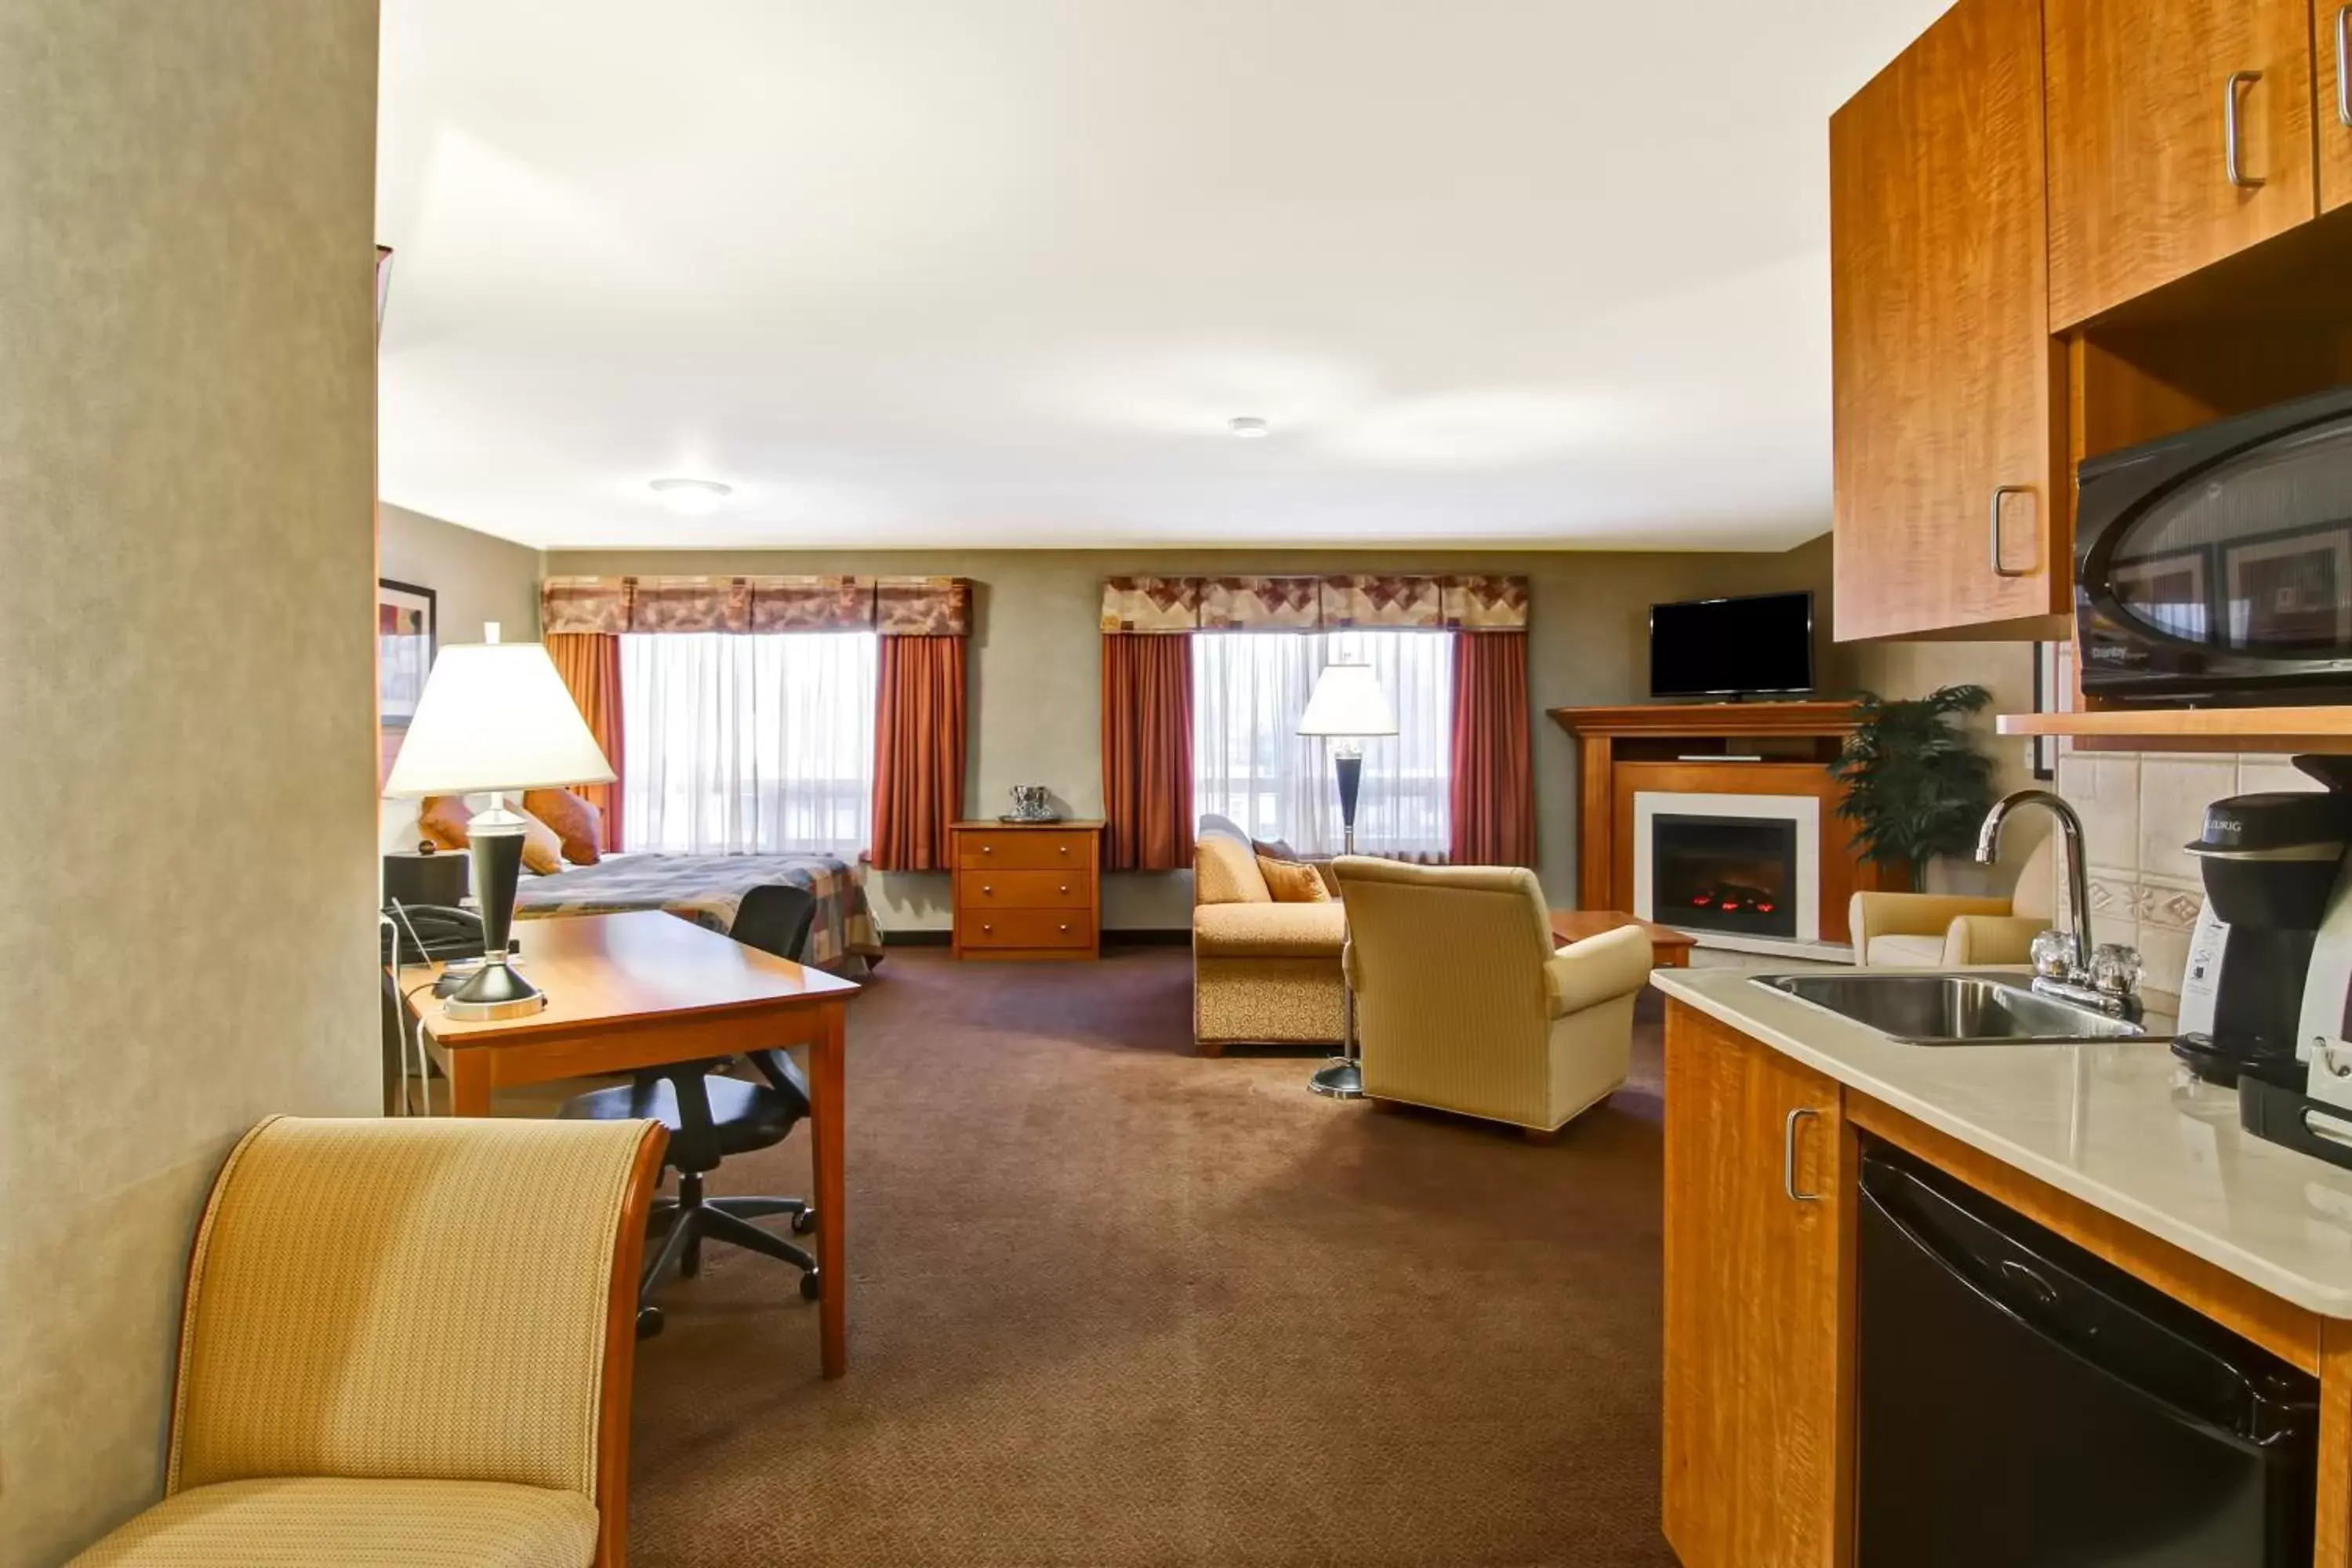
left=398, top=910, right=859, bottom=1044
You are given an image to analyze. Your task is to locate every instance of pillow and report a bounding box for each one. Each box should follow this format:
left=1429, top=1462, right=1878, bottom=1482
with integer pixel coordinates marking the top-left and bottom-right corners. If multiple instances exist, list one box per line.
left=1250, top=836, right=1301, bottom=862
left=416, top=794, right=564, bottom=876
left=419, top=795, right=472, bottom=851
left=1258, top=855, right=1333, bottom=904
left=524, top=788, right=604, bottom=866
left=1194, top=834, right=1272, bottom=904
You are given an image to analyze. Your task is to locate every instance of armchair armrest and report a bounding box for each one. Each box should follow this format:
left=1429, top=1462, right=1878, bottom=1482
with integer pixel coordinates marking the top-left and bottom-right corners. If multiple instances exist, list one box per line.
left=1544, top=924, right=1654, bottom=1018
left=1848, top=891, right=2014, bottom=955
left=1944, top=913, right=2052, bottom=967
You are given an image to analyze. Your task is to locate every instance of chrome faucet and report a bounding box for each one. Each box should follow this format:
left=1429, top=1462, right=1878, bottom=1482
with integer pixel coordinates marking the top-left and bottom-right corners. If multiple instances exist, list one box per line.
left=1976, top=789, right=2143, bottom=1020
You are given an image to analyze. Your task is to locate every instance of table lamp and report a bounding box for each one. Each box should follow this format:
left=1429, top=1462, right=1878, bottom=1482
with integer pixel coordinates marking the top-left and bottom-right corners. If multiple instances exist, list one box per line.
left=1296, top=659, right=1397, bottom=1099
left=383, top=624, right=615, bottom=1019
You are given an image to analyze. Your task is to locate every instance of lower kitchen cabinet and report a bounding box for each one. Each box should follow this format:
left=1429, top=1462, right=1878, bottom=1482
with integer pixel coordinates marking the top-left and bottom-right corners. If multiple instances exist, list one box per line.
left=1662, top=1004, right=1853, bottom=1568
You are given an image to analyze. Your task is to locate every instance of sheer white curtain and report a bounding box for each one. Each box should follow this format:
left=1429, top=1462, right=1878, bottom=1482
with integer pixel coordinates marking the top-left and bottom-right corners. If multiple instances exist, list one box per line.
left=1192, top=630, right=1452, bottom=858
left=620, top=632, right=878, bottom=854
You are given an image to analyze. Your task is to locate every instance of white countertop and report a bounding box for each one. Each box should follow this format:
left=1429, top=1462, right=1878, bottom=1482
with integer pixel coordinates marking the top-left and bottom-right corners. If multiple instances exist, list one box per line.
left=1653, top=965, right=2352, bottom=1318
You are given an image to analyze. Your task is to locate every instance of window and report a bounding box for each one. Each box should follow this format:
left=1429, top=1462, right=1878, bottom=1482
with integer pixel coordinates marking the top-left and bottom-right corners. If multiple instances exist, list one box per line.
left=1192, top=630, right=1453, bottom=858
left=619, top=631, right=877, bottom=854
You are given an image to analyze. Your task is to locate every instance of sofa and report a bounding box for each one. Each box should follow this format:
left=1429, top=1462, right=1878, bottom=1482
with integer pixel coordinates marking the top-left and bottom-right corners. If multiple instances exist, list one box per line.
left=1848, top=833, right=2056, bottom=966
left=1192, top=817, right=1347, bottom=1053
left=1335, top=856, right=1653, bottom=1132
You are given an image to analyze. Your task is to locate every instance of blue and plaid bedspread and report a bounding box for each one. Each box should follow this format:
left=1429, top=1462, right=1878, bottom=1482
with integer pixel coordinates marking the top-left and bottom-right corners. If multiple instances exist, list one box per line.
left=515, top=852, right=882, bottom=971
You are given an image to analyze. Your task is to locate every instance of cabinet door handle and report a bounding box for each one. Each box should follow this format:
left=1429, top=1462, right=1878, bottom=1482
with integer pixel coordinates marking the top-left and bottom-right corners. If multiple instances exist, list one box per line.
left=1988, top=485, right=2034, bottom=578
left=1784, top=1107, right=1822, bottom=1203
left=2226, top=70, right=2266, bottom=189
left=2337, top=9, right=2350, bottom=129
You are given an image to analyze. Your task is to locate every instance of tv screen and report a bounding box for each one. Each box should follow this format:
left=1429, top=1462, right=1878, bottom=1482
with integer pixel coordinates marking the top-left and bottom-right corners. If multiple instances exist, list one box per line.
left=1650, top=592, right=1815, bottom=699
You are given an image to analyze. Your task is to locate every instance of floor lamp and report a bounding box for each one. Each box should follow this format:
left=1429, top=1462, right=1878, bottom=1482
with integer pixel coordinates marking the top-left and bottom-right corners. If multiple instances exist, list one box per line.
left=1298, top=659, right=1397, bottom=1099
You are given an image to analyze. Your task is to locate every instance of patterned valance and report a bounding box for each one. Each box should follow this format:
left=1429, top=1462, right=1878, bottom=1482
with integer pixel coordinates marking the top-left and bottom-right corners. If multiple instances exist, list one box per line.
left=540, top=575, right=971, bottom=637
left=1099, top=574, right=1527, bottom=633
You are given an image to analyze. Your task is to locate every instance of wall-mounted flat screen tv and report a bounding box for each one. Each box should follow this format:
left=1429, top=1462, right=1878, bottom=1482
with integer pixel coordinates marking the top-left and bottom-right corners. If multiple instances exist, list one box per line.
left=1649, top=590, right=1815, bottom=699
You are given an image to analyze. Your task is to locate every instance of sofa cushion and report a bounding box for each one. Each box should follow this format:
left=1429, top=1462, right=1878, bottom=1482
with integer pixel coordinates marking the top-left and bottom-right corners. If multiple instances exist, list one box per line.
left=69, top=1477, right=599, bottom=1568
left=1195, top=834, right=1272, bottom=904
left=1258, top=855, right=1333, bottom=904
left=1195, top=901, right=1347, bottom=958
left=1864, top=933, right=1947, bottom=967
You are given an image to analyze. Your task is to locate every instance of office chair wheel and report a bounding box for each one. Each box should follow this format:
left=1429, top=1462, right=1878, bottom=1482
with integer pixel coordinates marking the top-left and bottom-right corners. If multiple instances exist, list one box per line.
left=799, top=1269, right=823, bottom=1302
left=637, top=1305, right=665, bottom=1339
left=791, top=1209, right=818, bottom=1235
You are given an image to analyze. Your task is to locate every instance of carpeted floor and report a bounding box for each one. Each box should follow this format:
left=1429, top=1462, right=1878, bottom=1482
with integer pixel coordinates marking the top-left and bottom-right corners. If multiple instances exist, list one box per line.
left=627, top=946, right=1675, bottom=1567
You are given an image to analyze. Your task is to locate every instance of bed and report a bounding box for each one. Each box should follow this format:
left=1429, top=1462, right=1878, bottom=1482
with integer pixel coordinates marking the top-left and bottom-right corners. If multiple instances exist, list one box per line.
left=514, top=851, right=884, bottom=972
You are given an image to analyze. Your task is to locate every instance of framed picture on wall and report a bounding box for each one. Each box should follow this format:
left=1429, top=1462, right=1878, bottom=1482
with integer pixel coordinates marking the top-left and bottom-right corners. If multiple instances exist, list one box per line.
left=2030, top=640, right=2069, bottom=782
left=378, top=578, right=436, bottom=728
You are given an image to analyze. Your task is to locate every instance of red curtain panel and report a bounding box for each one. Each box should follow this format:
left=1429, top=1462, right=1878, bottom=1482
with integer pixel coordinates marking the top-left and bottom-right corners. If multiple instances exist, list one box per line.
left=1450, top=630, right=1535, bottom=867
left=1101, top=633, right=1194, bottom=871
left=871, top=634, right=968, bottom=871
left=545, top=632, right=626, bottom=851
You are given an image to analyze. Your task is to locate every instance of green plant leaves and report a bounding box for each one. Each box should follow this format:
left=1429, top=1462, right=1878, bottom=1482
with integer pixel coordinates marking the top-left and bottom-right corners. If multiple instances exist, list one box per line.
left=1828, top=684, right=1996, bottom=869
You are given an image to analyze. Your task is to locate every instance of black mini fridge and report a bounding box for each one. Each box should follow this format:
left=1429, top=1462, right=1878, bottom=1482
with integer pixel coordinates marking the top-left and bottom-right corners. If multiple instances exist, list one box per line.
left=1857, top=1145, right=2319, bottom=1566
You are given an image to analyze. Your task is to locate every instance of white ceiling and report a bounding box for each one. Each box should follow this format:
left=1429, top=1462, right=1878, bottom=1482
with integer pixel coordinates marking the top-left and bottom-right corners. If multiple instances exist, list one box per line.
left=376, top=0, right=1952, bottom=552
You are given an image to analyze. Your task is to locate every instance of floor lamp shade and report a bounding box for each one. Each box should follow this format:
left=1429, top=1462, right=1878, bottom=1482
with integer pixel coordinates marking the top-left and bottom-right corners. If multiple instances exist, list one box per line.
left=383, top=639, right=616, bottom=1020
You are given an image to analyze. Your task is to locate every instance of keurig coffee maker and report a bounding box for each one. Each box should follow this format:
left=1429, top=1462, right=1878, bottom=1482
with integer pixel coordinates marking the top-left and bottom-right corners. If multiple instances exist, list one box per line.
left=2175, top=757, right=2352, bottom=1088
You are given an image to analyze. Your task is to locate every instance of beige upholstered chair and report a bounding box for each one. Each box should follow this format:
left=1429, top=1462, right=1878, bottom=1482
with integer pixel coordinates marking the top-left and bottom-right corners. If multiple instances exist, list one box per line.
left=1192, top=815, right=1347, bottom=1053
left=72, top=1114, right=666, bottom=1568
left=1848, top=833, right=2056, bottom=967
left=1334, top=857, right=1653, bottom=1132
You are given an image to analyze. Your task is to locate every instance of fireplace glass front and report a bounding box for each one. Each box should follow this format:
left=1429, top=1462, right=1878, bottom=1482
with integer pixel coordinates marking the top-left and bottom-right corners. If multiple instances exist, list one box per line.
left=1652, top=814, right=1799, bottom=939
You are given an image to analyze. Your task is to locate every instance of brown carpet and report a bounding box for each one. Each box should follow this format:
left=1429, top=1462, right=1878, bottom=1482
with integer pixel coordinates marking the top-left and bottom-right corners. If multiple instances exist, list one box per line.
left=628, top=946, right=1676, bottom=1568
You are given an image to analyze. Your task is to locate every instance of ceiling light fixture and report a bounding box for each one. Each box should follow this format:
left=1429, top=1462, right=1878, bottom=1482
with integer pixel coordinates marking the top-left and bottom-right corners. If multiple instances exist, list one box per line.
left=1228, top=416, right=1271, bottom=439
left=648, top=477, right=733, bottom=517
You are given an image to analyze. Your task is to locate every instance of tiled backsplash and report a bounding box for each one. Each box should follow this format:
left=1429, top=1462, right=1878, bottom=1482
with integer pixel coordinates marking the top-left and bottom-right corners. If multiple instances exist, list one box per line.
left=2053, top=750, right=2318, bottom=1011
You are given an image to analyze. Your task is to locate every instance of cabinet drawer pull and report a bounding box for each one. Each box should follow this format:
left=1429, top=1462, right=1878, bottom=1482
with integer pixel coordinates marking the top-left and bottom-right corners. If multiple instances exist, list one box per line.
left=982, top=844, right=993, bottom=855
left=2338, top=8, right=2350, bottom=129
left=1988, top=485, right=2034, bottom=578
left=1058, top=845, right=1069, bottom=855
left=1784, top=1107, right=1822, bottom=1203
left=2226, top=70, right=2265, bottom=189
left=1059, top=924, right=1070, bottom=934
left=982, top=884, right=993, bottom=895
left=1059, top=884, right=1069, bottom=894
left=982, top=924, right=994, bottom=934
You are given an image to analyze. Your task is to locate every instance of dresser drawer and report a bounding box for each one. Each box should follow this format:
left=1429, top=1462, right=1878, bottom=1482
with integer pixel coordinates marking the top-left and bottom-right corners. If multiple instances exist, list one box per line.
left=960, top=908, right=1093, bottom=949
left=957, top=831, right=1093, bottom=870
left=960, top=869, right=1092, bottom=909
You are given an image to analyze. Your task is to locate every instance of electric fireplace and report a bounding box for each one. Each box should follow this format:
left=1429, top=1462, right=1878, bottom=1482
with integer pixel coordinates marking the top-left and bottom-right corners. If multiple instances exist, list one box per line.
left=1651, top=814, right=1800, bottom=939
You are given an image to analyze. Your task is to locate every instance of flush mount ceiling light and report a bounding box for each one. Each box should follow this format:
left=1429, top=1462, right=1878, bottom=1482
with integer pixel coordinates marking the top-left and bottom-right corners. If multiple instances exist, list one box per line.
left=1228, top=416, right=1271, bottom=439
left=648, top=477, right=733, bottom=517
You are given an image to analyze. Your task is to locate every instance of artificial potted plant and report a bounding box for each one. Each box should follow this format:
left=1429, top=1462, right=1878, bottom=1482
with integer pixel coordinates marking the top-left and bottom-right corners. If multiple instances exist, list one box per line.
left=1828, top=684, right=1998, bottom=891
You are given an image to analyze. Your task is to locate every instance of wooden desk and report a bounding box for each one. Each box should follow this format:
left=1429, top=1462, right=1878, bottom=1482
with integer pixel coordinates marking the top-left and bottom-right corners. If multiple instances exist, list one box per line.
left=397, top=911, right=862, bottom=1377
left=1550, top=909, right=1697, bottom=969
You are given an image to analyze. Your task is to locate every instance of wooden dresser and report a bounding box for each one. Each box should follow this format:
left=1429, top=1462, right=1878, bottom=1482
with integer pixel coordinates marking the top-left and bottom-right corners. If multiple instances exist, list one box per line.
left=949, top=819, right=1105, bottom=961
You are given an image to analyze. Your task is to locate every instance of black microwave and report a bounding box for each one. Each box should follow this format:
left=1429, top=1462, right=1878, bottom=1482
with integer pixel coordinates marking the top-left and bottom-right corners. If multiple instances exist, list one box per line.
left=2078, top=384, right=2352, bottom=706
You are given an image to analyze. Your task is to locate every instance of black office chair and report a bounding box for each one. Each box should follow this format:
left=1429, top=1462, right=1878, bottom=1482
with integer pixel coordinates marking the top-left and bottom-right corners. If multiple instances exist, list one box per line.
left=561, top=887, right=823, bottom=1335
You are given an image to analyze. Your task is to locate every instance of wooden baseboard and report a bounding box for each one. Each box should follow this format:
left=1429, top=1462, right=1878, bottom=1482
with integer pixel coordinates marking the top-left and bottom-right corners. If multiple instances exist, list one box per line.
left=884, top=927, right=1191, bottom=948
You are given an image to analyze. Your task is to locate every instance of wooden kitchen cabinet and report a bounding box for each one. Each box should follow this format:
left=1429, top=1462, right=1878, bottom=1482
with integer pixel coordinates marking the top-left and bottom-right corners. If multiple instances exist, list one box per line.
left=1829, top=0, right=2066, bottom=641
left=2045, top=0, right=2317, bottom=327
left=1661, top=1004, right=1853, bottom=1568
left=2321, top=0, right=2352, bottom=211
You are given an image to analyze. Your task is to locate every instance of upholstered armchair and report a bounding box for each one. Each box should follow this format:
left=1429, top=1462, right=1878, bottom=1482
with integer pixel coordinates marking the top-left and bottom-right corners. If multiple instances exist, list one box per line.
left=1848, top=833, right=2056, bottom=967
left=72, top=1114, right=666, bottom=1568
left=1333, top=857, right=1653, bottom=1133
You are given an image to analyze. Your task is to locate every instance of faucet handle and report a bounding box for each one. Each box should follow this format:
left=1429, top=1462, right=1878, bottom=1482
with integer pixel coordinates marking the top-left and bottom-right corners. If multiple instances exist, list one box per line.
left=2089, top=942, right=2143, bottom=998
left=2030, top=928, right=2079, bottom=980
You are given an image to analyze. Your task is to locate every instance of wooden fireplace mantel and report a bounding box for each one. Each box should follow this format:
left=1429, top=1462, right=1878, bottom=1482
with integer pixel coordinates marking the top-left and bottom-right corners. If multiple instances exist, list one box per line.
left=1546, top=699, right=1866, bottom=740
left=1548, top=701, right=1886, bottom=943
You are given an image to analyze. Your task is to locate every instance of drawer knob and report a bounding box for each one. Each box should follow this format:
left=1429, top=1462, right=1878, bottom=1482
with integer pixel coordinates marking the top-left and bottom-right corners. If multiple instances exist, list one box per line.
left=982, top=845, right=993, bottom=855
left=1059, top=924, right=1069, bottom=933
left=1059, top=884, right=1069, bottom=894
left=982, top=924, right=993, bottom=934
left=1058, top=845, right=1069, bottom=855
left=982, top=884, right=993, bottom=894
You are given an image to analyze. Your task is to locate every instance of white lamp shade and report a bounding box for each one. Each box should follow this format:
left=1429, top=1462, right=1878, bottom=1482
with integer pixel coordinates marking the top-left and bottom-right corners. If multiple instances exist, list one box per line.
left=383, top=641, right=617, bottom=799
left=1296, top=661, right=1398, bottom=738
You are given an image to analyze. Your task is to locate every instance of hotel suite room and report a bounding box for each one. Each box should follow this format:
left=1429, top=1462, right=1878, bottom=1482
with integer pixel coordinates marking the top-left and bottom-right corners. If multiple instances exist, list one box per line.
left=21, top=2, right=2352, bottom=1566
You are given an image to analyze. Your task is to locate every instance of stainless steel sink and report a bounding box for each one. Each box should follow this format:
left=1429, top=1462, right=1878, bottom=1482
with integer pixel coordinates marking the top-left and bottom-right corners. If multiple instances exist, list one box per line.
left=1751, top=971, right=2160, bottom=1045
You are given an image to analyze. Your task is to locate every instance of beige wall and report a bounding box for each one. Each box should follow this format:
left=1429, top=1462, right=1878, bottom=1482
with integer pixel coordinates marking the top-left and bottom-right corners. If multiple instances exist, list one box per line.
left=546, top=536, right=1843, bottom=928
left=381, top=503, right=545, bottom=645
left=0, top=4, right=382, bottom=1560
